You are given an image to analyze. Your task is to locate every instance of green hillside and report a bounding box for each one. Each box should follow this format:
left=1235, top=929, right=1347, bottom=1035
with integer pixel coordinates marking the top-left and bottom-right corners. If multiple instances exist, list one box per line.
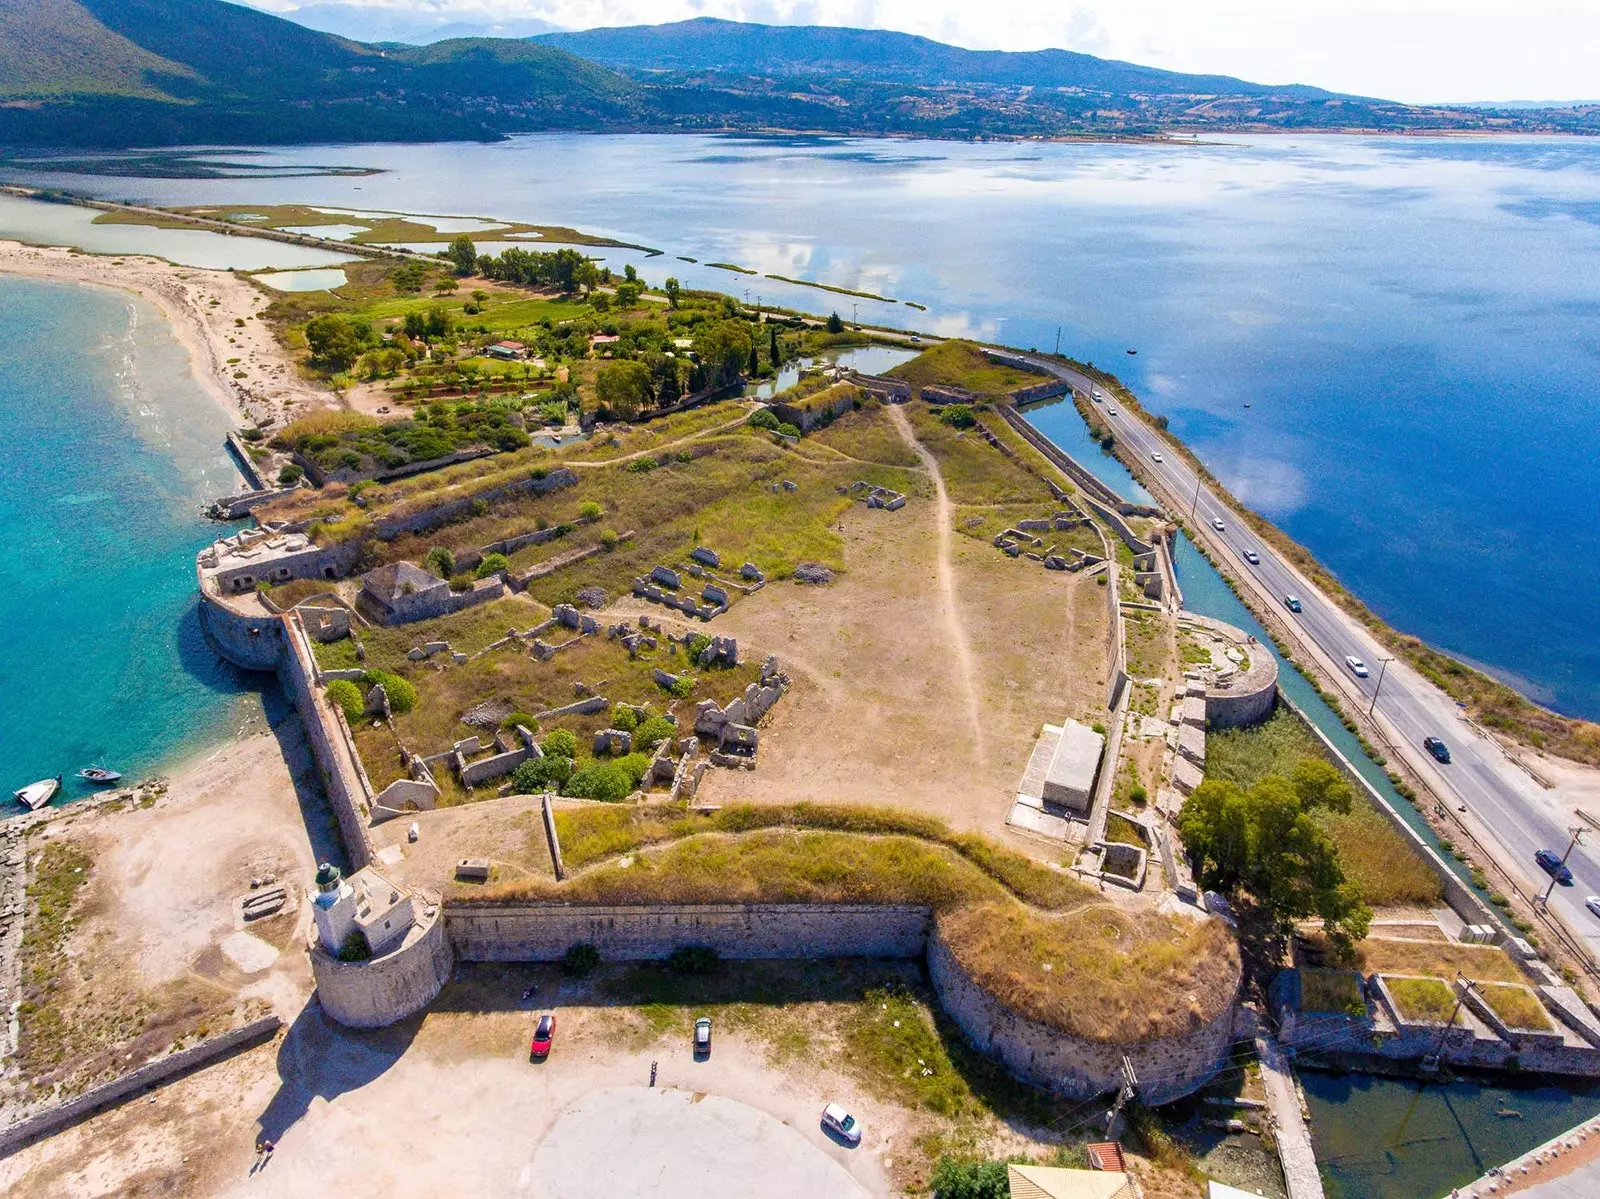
left=0, top=0, right=197, bottom=100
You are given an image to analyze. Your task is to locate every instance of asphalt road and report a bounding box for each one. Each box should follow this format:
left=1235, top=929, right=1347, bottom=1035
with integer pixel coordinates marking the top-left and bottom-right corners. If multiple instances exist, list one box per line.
left=1014, top=353, right=1600, bottom=961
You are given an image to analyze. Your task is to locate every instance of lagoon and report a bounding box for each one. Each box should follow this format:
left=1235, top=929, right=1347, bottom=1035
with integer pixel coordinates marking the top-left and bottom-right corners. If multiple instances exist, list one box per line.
left=7, top=133, right=1595, bottom=717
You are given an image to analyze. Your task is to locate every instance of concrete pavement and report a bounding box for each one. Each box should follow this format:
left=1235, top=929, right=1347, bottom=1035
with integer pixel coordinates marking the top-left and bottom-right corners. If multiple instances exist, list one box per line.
left=1006, top=351, right=1600, bottom=968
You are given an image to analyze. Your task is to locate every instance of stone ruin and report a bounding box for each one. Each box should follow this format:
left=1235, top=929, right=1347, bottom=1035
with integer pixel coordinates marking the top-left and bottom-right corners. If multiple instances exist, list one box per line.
left=793, top=562, right=835, bottom=585
left=844, top=479, right=906, bottom=511
left=993, top=511, right=1105, bottom=574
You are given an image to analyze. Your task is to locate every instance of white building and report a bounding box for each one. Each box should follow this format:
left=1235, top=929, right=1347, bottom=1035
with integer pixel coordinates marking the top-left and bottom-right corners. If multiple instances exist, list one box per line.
left=311, top=862, right=416, bottom=958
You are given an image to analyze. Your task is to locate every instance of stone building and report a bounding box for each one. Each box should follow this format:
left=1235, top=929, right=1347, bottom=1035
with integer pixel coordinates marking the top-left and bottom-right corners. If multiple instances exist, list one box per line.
left=1042, top=720, right=1106, bottom=813
left=312, top=862, right=417, bottom=959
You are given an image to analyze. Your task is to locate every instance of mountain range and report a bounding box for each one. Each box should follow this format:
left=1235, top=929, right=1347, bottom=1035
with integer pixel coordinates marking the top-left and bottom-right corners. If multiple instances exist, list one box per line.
left=2, top=3, right=1595, bottom=150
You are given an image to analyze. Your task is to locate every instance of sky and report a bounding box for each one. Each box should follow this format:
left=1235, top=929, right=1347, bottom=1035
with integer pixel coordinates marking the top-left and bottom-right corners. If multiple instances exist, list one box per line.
left=247, top=0, right=1600, bottom=105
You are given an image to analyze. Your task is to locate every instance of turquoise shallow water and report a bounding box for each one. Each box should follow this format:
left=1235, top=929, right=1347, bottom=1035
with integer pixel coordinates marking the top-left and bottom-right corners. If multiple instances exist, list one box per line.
left=0, top=275, right=257, bottom=807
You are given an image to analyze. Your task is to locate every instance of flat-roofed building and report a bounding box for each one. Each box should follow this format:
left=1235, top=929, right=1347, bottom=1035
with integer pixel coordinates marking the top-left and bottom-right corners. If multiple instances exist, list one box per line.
left=1041, top=719, right=1105, bottom=813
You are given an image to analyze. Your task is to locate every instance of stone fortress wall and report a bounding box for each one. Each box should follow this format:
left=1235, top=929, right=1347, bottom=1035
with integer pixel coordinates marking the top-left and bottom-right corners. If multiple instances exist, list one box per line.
left=309, top=906, right=453, bottom=1029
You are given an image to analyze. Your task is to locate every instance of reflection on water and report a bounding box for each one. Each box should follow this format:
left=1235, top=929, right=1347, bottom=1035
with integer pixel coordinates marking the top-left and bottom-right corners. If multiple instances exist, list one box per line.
left=0, top=194, right=355, bottom=270
left=743, top=345, right=918, bottom=399
left=254, top=268, right=348, bottom=292
left=1303, top=1068, right=1600, bottom=1199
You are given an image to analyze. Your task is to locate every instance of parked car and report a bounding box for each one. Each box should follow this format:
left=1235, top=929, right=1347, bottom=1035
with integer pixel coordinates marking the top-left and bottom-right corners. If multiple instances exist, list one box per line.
left=821, top=1103, right=862, bottom=1145
left=1423, top=736, right=1452, bottom=764
left=1243, top=549, right=1260, bottom=565
left=1151, top=452, right=1163, bottom=462
left=1284, top=595, right=1303, bottom=613
left=1535, top=849, right=1574, bottom=886
left=1211, top=517, right=1226, bottom=532
left=530, top=1012, right=556, bottom=1058
left=1585, top=896, right=1600, bottom=920
left=1345, top=655, right=1370, bottom=678
left=693, top=1017, right=712, bottom=1056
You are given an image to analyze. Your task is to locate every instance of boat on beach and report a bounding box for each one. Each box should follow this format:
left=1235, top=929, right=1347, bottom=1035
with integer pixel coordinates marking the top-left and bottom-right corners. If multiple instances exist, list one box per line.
left=79, top=765, right=122, bottom=784
left=14, top=775, right=61, bottom=811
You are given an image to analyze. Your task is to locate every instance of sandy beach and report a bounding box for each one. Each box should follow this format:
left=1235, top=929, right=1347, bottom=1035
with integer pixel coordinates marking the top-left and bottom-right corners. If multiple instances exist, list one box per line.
left=0, top=239, right=332, bottom=428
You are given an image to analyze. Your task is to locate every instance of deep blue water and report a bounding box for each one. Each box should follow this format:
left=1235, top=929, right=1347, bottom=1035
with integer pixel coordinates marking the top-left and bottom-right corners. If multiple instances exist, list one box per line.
left=7, top=134, right=1594, bottom=716
left=0, top=276, right=256, bottom=805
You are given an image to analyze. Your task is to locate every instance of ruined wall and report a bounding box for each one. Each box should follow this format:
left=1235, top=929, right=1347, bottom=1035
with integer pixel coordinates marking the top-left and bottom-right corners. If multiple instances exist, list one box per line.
left=310, top=909, right=453, bottom=1029
left=198, top=592, right=286, bottom=672
left=446, top=903, right=931, bottom=962
left=926, top=925, right=1239, bottom=1103
left=371, top=466, right=578, bottom=540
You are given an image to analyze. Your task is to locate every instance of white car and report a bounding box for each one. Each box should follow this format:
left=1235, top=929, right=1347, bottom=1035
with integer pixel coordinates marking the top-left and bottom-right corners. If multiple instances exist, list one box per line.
left=1151, top=452, right=1163, bottom=462
left=1345, top=655, right=1370, bottom=678
left=1586, top=896, right=1600, bottom=920
left=1243, top=550, right=1260, bottom=565
left=1107, top=407, right=1119, bottom=416
left=821, top=1102, right=862, bottom=1145
left=1091, top=388, right=1103, bottom=400
left=1212, top=518, right=1225, bottom=532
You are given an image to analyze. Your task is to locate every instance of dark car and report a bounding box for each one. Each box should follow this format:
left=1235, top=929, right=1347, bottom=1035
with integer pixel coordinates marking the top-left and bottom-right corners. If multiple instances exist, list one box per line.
left=1423, top=736, right=1451, bottom=764
left=1535, top=849, right=1574, bottom=886
left=530, top=1012, right=556, bottom=1059
left=693, top=1017, right=712, bottom=1056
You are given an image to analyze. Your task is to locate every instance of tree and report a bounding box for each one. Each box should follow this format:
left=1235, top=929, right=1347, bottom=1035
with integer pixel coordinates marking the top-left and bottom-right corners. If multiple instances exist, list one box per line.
left=424, top=306, right=453, bottom=339
left=433, top=277, right=459, bottom=295
left=596, top=360, right=653, bottom=419
left=664, top=276, right=681, bottom=308
left=576, top=259, right=600, bottom=295
left=447, top=234, right=477, bottom=276
left=826, top=311, right=845, bottom=334
left=693, top=320, right=753, bottom=387
left=769, top=323, right=780, bottom=366
left=304, top=314, right=373, bottom=371
left=623, top=263, right=638, bottom=282
left=748, top=342, right=760, bottom=375
left=423, top=546, right=454, bottom=579
left=1177, top=774, right=1370, bottom=945
left=928, top=1158, right=1010, bottom=1199
left=615, top=280, right=642, bottom=308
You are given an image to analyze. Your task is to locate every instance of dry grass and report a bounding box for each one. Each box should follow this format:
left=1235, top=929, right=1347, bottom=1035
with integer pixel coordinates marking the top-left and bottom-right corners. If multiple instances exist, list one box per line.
left=464, top=819, right=1235, bottom=1043
left=937, top=902, right=1240, bottom=1042
left=1298, top=969, right=1366, bottom=1015
left=904, top=402, right=1056, bottom=507
left=1358, top=938, right=1523, bottom=983
left=1204, top=705, right=1443, bottom=908
left=888, top=341, right=1041, bottom=395
left=551, top=801, right=1093, bottom=910
left=1476, top=982, right=1554, bottom=1031
left=1384, top=976, right=1462, bottom=1024
left=806, top=401, right=922, bottom=466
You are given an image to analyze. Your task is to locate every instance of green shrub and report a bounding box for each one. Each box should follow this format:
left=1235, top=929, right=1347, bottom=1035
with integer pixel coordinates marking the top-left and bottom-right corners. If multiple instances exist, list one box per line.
left=362, top=670, right=416, bottom=715
left=337, top=929, right=372, bottom=962
left=611, top=703, right=639, bottom=732
left=939, top=403, right=976, bottom=429
left=600, top=529, right=619, bottom=550
left=277, top=463, right=304, bottom=486
left=667, top=945, right=719, bottom=974
left=686, top=633, right=712, bottom=661
left=543, top=729, right=578, bottom=759
left=928, top=1158, right=1010, bottom=1199
left=635, top=716, right=677, bottom=749
left=325, top=679, right=364, bottom=723
left=579, top=501, right=603, bottom=520
left=448, top=573, right=476, bottom=593
left=562, top=943, right=600, bottom=977
left=476, top=552, right=509, bottom=578
left=423, top=546, right=455, bottom=579
left=747, top=408, right=780, bottom=431
left=563, top=762, right=635, bottom=802
left=669, top=676, right=695, bottom=699
left=511, top=755, right=573, bottom=794
left=776, top=422, right=802, bottom=439
left=501, top=712, right=539, bottom=733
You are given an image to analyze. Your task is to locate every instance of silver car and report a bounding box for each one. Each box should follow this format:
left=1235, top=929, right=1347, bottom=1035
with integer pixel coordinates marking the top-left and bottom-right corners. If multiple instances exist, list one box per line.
left=821, top=1102, right=862, bottom=1145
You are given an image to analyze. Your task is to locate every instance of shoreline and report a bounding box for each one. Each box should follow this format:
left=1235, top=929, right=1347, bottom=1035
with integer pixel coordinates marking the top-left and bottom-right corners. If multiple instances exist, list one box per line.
left=0, top=239, right=333, bottom=430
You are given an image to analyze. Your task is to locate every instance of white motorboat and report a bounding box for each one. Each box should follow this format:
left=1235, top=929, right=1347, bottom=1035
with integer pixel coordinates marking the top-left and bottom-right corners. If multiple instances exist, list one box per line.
left=14, top=775, right=61, bottom=811
left=78, top=765, right=122, bottom=784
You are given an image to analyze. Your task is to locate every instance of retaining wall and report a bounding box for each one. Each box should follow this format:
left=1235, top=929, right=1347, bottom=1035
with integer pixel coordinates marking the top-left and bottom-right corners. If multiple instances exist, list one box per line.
left=198, top=592, right=286, bottom=672
left=0, top=1016, right=281, bottom=1158
left=370, top=466, right=578, bottom=541
left=926, top=926, right=1238, bottom=1103
left=310, top=909, right=453, bottom=1029
left=446, top=903, right=932, bottom=962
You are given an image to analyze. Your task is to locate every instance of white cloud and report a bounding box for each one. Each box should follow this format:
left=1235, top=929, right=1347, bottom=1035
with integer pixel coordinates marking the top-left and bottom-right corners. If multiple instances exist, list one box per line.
left=254, top=0, right=1600, bottom=104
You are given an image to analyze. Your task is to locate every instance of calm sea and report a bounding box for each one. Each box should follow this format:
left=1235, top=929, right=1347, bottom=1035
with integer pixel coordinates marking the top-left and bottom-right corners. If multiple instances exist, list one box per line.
left=8, top=134, right=1594, bottom=718
left=0, top=276, right=257, bottom=804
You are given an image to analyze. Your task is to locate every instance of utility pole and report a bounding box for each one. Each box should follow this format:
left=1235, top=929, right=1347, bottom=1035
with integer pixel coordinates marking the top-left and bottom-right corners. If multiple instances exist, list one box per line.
left=1104, top=1055, right=1138, bottom=1134
left=1189, top=474, right=1203, bottom=521
left=1367, top=656, right=1395, bottom=717
left=1422, top=974, right=1477, bottom=1073
left=1538, top=827, right=1586, bottom=906
left=852, top=301, right=858, bottom=329
left=1055, top=325, right=1061, bottom=355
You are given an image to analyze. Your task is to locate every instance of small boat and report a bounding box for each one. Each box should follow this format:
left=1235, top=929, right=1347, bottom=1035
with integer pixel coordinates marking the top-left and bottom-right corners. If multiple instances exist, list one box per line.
left=79, top=765, right=122, bottom=784
left=1126, top=348, right=1137, bottom=355
left=14, top=775, right=61, bottom=811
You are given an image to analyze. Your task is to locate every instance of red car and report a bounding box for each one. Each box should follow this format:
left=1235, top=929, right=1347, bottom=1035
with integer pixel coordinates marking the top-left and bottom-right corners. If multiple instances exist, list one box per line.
left=530, top=1012, right=556, bottom=1059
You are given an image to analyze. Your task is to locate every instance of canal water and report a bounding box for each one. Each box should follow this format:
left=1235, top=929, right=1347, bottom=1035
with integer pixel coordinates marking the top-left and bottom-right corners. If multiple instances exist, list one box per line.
left=1024, top=400, right=1600, bottom=1197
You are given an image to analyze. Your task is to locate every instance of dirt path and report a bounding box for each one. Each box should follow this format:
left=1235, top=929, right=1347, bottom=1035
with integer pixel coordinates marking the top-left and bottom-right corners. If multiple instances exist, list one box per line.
left=886, top=404, right=987, bottom=763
